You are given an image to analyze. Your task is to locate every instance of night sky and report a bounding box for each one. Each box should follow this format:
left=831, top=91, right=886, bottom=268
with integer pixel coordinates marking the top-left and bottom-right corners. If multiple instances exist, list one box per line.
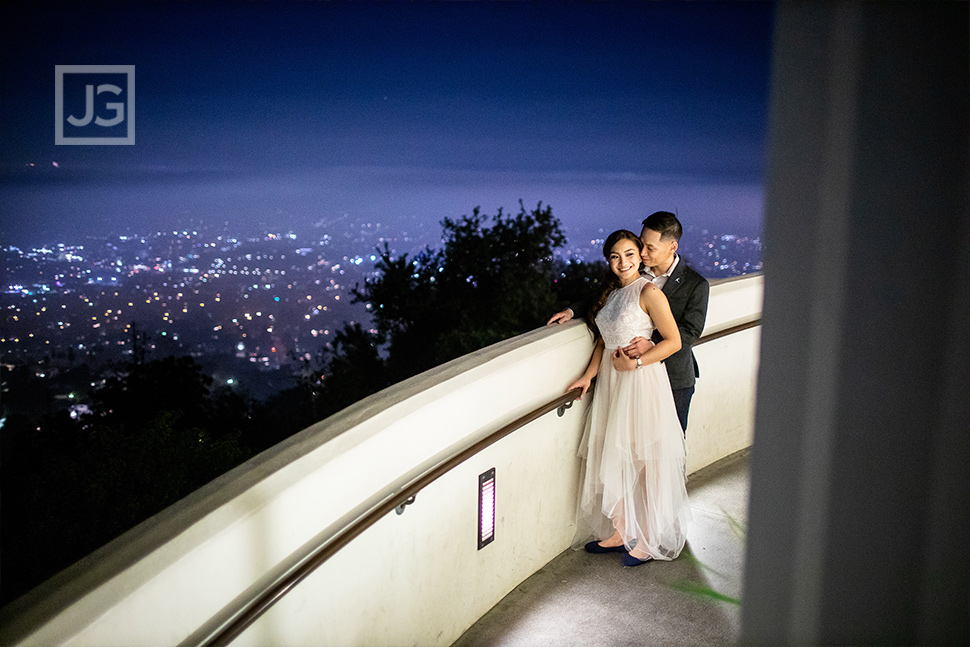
left=1, top=1, right=774, bottom=248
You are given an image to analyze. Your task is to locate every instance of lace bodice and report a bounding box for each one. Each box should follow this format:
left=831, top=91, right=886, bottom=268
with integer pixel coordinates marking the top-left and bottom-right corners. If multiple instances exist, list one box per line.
left=594, top=277, right=655, bottom=349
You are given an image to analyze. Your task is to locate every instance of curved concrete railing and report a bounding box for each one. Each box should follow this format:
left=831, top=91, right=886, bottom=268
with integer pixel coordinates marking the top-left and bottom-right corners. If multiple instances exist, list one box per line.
left=0, top=273, right=762, bottom=647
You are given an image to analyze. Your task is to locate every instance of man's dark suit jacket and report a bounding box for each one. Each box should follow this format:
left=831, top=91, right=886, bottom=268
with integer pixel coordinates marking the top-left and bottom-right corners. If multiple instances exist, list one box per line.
left=571, top=258, right=710, bottom=391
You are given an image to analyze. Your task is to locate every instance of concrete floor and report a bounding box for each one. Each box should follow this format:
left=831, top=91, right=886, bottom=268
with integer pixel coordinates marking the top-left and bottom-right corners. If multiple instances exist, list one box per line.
left=452, top=449, right=750, bottom=647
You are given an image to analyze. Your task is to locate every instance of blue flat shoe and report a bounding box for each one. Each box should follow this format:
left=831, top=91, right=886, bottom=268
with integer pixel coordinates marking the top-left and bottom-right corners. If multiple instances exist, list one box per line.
left=620, top=553, right=654, bottom=567
left=584, top=540, right=627, bottom=554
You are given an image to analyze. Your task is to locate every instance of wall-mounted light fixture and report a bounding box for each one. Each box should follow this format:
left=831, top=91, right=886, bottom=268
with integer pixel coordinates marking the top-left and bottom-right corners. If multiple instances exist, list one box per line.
left=478, top=468, right=496, bottom=550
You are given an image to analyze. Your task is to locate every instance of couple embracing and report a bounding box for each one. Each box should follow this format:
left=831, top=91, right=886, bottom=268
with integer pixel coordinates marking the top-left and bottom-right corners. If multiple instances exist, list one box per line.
left=548, top=211, right=709, bottom=567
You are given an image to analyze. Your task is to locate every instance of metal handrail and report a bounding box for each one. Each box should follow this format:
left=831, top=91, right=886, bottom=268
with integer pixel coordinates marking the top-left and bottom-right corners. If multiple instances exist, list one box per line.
left=192, top=317, right=761, bottom=646
left=695, top=318, right=761, bottom=346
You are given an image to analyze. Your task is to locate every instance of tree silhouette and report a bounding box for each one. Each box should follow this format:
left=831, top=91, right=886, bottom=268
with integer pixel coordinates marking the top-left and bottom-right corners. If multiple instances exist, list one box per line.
left=314, top=322, right=389, bottom=415
left=0, top=355, right=253, bottom=605
left=352, top=201, right=589, bottom=383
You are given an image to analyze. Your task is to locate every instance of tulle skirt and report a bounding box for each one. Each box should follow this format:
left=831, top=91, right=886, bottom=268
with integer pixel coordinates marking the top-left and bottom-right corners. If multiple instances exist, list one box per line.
left=574, top=352, right=690, bottom=560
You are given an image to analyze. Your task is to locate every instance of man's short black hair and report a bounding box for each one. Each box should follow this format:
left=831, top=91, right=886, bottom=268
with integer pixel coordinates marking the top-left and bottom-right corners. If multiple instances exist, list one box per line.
left=641, top=211, right=683, bottom=242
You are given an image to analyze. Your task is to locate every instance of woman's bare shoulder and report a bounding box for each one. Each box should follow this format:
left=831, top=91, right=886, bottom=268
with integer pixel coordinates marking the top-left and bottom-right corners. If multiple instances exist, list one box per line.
left=639, top=279, right=659, bottom=294
left=639, top=280, right=664, bottom=299
left=639, top=279, right=670, bottom=309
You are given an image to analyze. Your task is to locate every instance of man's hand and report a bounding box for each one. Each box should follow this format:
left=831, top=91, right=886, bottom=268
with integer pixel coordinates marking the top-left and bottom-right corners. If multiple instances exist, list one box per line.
left=622, top=336, right=654, bottom=358
left=547, top=308, right=574, bottom=326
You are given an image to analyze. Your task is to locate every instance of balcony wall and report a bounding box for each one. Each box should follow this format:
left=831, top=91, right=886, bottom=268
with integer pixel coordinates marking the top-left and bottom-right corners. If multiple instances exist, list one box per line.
left=689, top=273, right=762, bottom=473
left=0, top=274, right=762, bottom=647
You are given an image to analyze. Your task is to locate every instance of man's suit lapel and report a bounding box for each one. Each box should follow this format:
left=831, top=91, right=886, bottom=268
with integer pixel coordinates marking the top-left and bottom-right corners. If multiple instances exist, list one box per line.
left=662, top=257, right=687, bottom=297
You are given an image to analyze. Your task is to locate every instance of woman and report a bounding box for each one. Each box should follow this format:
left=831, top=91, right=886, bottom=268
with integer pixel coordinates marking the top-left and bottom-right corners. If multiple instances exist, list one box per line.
left=567, top=229, right=690, bottom=566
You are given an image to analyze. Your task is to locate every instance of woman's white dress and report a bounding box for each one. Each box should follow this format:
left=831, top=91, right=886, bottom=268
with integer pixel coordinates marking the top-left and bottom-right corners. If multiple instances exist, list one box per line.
left=576, top=277, right=690, bottom=560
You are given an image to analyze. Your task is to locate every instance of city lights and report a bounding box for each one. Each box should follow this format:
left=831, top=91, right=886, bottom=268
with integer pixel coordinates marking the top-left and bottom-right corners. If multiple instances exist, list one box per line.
left=2, top=222, right=759, bottom=400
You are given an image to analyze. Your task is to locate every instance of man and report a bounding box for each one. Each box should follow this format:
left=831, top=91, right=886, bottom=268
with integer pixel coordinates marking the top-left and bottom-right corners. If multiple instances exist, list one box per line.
left=547, top=211, right=710, bottom=432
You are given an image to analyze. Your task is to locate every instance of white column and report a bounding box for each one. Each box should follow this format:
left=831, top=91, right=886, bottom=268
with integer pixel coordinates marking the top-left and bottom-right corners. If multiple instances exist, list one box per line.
left=741, top=2, right=969, bottom=644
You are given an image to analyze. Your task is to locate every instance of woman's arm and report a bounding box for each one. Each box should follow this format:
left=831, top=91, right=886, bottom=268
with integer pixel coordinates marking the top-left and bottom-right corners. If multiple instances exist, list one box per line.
left=566, top=338, right=605, bottom=400
left=635, top=283, right=682, bottom=366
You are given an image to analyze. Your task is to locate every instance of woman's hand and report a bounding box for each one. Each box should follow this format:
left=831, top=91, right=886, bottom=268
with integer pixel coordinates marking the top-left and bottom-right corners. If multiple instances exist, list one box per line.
left=622, top=336, right=654, bottom=359
left=566, top=376, right=592, bottom=400
left=611, top=348, right=638, bottom=372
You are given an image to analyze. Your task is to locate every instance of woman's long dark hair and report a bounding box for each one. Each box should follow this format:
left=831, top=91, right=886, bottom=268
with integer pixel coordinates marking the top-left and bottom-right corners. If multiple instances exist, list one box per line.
left=587, top=229, right=643, bottom=339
